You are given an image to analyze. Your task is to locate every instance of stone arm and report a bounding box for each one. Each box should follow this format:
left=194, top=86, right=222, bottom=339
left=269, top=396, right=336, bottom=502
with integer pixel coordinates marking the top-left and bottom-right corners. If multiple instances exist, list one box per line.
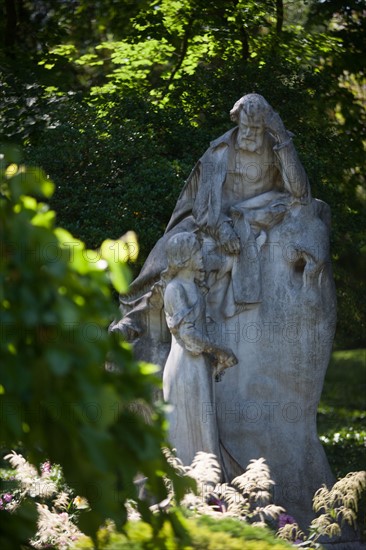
left=267, top=111, right=311, bottom=201
left=164, top=282, right=209, bottom=355
left=164, top=282, right=237, bottom=370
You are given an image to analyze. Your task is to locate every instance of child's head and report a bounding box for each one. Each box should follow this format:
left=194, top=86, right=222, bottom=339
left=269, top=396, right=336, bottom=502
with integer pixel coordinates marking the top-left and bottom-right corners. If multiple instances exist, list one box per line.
left=166, top=232, right=200, bottom=271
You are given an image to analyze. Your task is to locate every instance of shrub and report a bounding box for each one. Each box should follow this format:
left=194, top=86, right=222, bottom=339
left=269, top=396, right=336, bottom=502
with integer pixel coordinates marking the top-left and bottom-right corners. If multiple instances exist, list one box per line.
left=0, top=145, right=185, bottom=545
left=73, top=515, right=293, bottom=550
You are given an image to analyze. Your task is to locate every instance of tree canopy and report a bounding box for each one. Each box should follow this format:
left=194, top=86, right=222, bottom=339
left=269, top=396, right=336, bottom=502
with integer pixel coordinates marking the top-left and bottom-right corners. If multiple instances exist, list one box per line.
left=1, top=0, right=365, bottom=348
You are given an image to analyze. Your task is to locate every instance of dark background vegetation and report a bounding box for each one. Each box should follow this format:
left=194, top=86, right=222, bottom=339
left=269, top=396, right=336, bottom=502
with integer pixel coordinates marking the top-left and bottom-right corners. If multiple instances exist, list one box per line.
left=0, top=1, right=365, bottom=545
left=0, top=0, right=365, bottom=349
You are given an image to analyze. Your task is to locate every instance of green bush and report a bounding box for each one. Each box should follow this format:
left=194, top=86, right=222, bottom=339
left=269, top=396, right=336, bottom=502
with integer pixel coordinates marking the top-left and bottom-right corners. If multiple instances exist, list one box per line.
left=23, top=94, right=201, bottom=276
left=22, top=69, right=366, bottom=348
left=73, top=514, right=292, bottom=549
left=0, top=145, right=185, bottom=545
left=318, top=349, right=366, bottom=478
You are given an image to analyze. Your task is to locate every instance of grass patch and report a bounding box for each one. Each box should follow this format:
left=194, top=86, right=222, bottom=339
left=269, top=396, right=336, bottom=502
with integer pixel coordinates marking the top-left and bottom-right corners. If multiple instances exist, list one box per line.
left=318, top=349, right=366, bottom=477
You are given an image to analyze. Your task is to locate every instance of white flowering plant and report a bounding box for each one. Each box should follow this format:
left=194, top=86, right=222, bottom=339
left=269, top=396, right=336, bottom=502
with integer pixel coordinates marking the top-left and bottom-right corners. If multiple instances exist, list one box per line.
left=1, top=451, right=89, bottom=549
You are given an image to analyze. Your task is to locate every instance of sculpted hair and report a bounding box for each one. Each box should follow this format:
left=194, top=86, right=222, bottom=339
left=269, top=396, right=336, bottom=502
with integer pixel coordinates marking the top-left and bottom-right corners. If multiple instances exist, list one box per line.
left=230, top=93, right=271, bottom=123
left=161, top=232, right=200, bottom=283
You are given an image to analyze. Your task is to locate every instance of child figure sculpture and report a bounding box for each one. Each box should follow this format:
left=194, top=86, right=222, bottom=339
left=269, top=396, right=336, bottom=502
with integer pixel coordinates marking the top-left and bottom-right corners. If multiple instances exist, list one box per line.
left=162, top=232, right=237, bottom=466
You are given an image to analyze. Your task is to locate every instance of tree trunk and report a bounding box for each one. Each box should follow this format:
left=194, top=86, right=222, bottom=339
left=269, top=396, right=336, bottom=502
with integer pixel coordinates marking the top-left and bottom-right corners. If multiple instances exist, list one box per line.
left=232, top=0, right=250, bottom=62
left=162, top=17, right=193, bottom=97
left=276, top=0, right=284, bottom=34
left=239, top=24, right=250, bottom=60
left=4, top=0, right=17, bottom=50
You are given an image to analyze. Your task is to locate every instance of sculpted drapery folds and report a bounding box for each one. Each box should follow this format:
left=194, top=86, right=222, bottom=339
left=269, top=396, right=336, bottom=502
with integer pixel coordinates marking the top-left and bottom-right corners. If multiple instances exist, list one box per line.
left=111, top=93, right=311, bottom=337
left=161, top=232, right=237, bottom=465
left=111, top=94, right=340, bottom=535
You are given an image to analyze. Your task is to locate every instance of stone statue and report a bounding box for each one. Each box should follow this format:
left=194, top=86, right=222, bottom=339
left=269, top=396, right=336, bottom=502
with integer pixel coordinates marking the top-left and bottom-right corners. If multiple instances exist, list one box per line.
left=111, top=94, right=344, bottom=537
left=111, top=93, right=312, bottom=339
left=161, top=232, right=237, bottom=465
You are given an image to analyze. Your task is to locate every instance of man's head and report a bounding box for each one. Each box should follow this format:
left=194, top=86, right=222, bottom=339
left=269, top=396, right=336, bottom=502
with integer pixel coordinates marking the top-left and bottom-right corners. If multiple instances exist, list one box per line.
left=230, top=93, right=271, bottom=124
left=230, top=94, right=272, bottom=152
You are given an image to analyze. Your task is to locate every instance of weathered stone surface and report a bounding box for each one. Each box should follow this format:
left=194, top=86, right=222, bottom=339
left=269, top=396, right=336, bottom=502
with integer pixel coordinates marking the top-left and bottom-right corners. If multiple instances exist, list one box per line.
left=111, top=94, right=357, bottom=543
left=208, top=198, right=337, bottom=530
left=161, top=232, right=237, bottom=465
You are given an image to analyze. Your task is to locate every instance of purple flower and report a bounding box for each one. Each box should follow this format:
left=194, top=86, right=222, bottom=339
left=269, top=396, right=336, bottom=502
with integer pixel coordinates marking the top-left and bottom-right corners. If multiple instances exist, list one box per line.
left=207, top=495, right=226, bottom=513
left=278, top=513, right=296, bottom=528
left=0, top=498, right=4, bottom=510
left=2, top=493, right=13, bottom=503
left=41, top=461, right=51, bottom=474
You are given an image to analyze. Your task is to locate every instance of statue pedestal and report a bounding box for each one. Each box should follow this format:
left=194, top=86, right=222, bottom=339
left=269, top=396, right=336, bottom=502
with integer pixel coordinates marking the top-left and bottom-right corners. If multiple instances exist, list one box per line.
left=205, top=200, right=336, bottom=529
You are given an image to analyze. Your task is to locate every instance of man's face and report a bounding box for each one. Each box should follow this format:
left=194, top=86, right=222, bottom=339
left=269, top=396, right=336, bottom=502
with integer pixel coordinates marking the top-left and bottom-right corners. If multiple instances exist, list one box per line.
left=237, top=108, right=265, bottom=152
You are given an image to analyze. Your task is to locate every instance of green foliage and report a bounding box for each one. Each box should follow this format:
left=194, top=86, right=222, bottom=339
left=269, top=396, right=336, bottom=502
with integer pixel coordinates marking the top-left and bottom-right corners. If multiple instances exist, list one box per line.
left=73, top=514, right=292, bottom=549
left=22, top=57, right=366, bottom=346
left=318, top=350, right=366, bottom=478
left=56, top=459, right=366, bottom=548
left=0, top=145, right=186, bottom=542
left=1, top=0, right=365, bottom=348
left=22, top=94, right=202, bottom=275
left=0, top=500, right=38, bottom=550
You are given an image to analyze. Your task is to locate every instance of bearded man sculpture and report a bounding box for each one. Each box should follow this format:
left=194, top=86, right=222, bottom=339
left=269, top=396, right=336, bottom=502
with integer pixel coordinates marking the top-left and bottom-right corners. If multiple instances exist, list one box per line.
left=111, top=94, right=342, bottom=537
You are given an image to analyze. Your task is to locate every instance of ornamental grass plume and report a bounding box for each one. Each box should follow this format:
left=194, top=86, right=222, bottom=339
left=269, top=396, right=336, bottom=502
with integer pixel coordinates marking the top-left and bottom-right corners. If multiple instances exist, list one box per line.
left=230, top=457, right=274, bottom=507
left=30, top=504, right=82, bottom=549
left=4, top=451, right=61, bottom=500
left=162, top=446, right=187, bottom=477
left=276, top=513, right=305, bottom=545
left=183, top=451, right=224, bottom=514
left=187, top=452, right=222, bottom=486
left=161, top=449, right=225, bottom=515
left=3, top=451, right=86, bottom=548
left=53, top=491, right=72, bottom=511
left=225, top=458, right=284, bottom=527
left=309, top=471, right=366, bottom=541
left=163, top=451, right=217, bottom=514
left=4, top=451, right=40, bottom=497
left=164, top=452, right=283, bottom=526
left=160, top=447, right=187, bottom=506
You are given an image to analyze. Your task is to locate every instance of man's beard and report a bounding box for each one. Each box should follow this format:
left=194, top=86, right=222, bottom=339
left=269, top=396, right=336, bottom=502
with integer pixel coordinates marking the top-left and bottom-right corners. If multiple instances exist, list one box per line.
left=237, top=133, right=264, bottom=152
